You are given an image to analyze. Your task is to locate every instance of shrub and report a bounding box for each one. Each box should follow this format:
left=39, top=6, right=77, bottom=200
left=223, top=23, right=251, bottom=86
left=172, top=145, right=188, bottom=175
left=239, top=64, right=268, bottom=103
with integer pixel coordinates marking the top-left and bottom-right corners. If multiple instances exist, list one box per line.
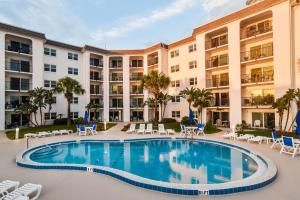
left=53, top=118, right=74, bottom=125
left=74, top=117, right=84, bottom=125
left=204, top=120, right=215, bottom=131
left=181, top=116, right=189, bottom=125
left=161, top=118, right=177, bottom=123
left=121, top=124, right=130, bottom=132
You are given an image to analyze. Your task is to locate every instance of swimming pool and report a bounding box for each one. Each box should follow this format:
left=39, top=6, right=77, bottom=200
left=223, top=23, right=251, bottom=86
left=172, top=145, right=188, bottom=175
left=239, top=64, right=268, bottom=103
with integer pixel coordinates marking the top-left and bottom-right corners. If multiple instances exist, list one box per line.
left=17, top=138, right=277, bottom=195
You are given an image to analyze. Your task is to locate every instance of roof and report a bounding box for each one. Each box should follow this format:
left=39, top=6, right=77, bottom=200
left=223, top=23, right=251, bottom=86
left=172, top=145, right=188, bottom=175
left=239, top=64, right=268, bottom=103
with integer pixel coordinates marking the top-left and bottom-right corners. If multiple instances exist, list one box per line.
left=0, top=22, right=46, bottom=39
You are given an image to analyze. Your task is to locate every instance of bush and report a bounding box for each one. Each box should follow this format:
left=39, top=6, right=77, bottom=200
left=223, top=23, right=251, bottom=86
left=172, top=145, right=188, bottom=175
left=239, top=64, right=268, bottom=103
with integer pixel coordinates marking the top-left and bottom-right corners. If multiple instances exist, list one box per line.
left=161, top=118, right=177, bottom=123
left=74, top=117, right=84, bottom=125
left=181, top=116, right=189, bottom=125
left=53, top=118, right=74, bottom=125
left=121, top=124, right=130, bottom=131
left=204, top=120, right=215, bottom=131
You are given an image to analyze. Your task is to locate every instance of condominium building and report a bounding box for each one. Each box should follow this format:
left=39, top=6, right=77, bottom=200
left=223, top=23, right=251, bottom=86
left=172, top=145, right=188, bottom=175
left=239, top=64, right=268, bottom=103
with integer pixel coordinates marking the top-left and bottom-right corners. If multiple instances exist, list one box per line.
left=0, top=0, right=299, bottom=130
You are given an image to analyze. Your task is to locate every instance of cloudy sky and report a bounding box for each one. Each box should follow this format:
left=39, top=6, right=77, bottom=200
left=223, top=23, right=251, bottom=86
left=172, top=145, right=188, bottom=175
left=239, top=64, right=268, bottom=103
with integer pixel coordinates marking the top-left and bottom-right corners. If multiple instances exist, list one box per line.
left=0, top=0, right=246, bottom=49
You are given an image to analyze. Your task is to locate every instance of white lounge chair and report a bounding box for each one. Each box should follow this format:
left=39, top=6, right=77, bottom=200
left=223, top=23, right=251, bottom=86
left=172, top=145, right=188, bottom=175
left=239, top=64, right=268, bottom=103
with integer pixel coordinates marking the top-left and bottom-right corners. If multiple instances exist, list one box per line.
left=180, top=124, right=187, bottom=136
left=222, top=125, right=237, bottom=140
left=195, top=123, right=205, bottom=136
left=37, top=132, right=52, bottom=137
left=0, top=180, right=20, bottom=197
left=145, top=124, right=153, bottom=134
left=280, top=136, right=300, bottom=158
left=248, top=136, right=266, bottom=144
left=2, top=183, right=42, bottom=200
left=126, top=124, right=136, bottom=134
left=78, top=126, right=87, bottom=136
left=24, top=133, right=37, bottom=139
left=137, top=124, right=145, bottom=134
left=236, top=134, right=255, bottom=142
left=52, top=130, right=62, bottom=136
left=91, top=124, right=97, bottom=135
left=158, top=124, right=167, bottom=135
left=167, top=129, right=176, bottom=135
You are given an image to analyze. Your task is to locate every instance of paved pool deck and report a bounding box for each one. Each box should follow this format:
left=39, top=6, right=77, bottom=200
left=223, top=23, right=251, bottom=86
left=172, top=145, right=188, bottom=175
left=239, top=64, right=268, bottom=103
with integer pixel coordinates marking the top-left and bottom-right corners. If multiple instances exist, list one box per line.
left=0, top=123, right=299, bottom=200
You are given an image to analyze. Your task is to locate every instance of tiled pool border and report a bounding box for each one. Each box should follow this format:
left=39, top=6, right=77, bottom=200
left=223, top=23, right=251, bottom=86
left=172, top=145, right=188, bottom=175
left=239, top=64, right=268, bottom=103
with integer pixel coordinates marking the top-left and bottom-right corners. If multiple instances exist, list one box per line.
left=16, top=137, right=277, bottom=196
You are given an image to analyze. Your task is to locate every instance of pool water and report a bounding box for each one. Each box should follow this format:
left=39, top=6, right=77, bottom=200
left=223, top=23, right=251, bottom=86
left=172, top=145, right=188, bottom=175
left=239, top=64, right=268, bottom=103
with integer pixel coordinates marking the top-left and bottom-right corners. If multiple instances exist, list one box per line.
left=29, top=139, right=258, bottom=184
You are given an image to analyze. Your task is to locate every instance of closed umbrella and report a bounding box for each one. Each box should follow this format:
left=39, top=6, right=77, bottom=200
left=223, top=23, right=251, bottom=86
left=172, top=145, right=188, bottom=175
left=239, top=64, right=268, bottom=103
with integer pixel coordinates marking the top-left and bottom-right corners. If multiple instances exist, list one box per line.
left=84, top=111, right=89, bottom=125
left=189, top=108, right=194, bottom=125
left=296, top=110, right=300, bottom=135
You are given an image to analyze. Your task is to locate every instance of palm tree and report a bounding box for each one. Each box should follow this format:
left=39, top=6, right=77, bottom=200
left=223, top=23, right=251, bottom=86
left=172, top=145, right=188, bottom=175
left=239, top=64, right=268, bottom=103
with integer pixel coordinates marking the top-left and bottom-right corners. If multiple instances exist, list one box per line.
left=283, top=89, right=295, bottom=133
left=140, top=71, right=170, bottom=123
left=29, top=87, right=47, bottom=126
left=15, top=102, right=38, bottom=127
left=158, top=92, right=172, bottom=120
left=179, top=87, right=197, bottom=110
left=86, top=101, right=100, bottom=121
left=193, top=89, right=214, bottom=123
left=54, top=77, right=85, bottom=126
left=272, top=97, right=287, bottom=132
left=144, top=97, right=156, bottom=121
left=44, top=89, right=55, bottom=125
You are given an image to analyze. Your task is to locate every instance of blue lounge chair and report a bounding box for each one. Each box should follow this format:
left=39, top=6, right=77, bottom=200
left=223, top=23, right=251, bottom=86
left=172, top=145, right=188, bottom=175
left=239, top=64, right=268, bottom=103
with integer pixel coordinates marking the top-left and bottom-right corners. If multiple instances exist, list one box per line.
left=196, top=123, right=205, bottom=136
left=91, top=124, right=97, bottom=135
left=280, top=136, right=300, bottom=158
left=180, top=124, right=187, bottom=135
left=271, top=130, right=282, bottom=149
left=78, top=125, right=87, bottom=136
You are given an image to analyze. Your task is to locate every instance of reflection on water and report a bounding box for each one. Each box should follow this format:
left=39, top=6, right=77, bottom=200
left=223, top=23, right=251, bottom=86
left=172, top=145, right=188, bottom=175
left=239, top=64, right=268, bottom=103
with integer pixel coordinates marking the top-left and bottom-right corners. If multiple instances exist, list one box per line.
left=30, top=140, right=258, bottom=184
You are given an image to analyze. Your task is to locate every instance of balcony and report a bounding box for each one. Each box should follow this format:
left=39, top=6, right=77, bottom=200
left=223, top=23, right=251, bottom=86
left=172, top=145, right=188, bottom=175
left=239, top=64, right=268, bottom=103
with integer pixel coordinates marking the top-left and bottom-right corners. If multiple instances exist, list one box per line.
left=206, top=54, right=228, bottom=69
left=90, top=89, right=103, bottom=95
left=90, top=75, right=103, bottom=81
left=5, top=41, right=32, bottom=55
left=147, top=57, right=159, bottom=67
left=110, top=103, right=123, bottom=108
left=130, top=60, right=143, bottom=68
left=241, top=95, right=274, bottom=107
left=90, top=58, right=103, bottom=68
left=205, top=36, right=228, bottom=50
left=5, top=61, right=32, bottom=73
left=241, top=45, right=273, bottom=63
left=206, top=78, right=229, bottom=88
left=240, top=20, right=272, bottom=40
left=130, top=89, right=143, bottom=95
left=110, top=76, right=123, bottom=82
left=130, top=103, right=144, bottom=108
left=241, top=73, right=274, bottom=85
left=130, top=75, right=143, bottom=81
left=109, top=58, right=123, bottom=69
left=110, top=90, right=123, bottom=95
left=5, top=81, right=31, bottom=91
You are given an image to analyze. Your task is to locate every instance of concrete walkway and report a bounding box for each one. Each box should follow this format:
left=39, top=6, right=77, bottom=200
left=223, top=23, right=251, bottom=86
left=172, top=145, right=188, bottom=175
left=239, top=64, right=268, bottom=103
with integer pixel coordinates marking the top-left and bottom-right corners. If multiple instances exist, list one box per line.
left=0, top=126, right=299, bottom=200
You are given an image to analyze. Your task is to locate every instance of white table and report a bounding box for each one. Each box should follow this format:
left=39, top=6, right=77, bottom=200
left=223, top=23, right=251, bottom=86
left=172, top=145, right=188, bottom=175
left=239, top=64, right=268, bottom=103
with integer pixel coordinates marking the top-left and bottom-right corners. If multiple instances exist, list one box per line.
left=185, top=127, right=198, bottom=136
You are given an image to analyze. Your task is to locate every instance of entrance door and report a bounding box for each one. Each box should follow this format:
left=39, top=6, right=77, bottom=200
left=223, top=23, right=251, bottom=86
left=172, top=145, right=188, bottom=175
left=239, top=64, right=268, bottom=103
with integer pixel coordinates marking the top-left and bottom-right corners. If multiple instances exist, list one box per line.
left=264, top=113, right=275, bottom=129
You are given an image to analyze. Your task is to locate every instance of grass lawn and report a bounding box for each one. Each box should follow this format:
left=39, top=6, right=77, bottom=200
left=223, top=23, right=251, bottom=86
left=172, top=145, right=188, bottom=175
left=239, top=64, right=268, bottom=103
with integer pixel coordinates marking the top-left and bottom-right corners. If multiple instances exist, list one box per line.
left=5, top=123, right=116, bottom=140
left=237, top=129, right=300, bottom=139
left=122, top=122, right=221, bottom=134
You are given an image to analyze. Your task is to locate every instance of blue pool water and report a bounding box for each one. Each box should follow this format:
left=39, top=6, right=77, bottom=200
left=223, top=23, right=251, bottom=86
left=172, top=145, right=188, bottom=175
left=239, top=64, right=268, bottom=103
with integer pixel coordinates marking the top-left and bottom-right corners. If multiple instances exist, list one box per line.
left=28, top=139, right=258, bottom=184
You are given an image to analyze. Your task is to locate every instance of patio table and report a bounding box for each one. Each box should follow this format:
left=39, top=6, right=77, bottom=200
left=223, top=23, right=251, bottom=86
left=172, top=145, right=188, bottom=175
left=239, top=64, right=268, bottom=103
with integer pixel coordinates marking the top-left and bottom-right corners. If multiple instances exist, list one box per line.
left=185, top=127, right=198, bottom=136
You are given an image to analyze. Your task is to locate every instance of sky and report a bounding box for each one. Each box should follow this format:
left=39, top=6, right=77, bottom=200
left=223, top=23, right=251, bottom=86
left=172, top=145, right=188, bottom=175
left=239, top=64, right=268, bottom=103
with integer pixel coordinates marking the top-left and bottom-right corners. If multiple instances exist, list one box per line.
left=0, top=0, right=246, bottom=49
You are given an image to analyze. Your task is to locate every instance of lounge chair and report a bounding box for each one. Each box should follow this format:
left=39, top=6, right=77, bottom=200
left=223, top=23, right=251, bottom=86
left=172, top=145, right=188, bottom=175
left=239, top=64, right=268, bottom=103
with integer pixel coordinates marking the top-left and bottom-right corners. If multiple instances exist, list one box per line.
left=52, top=130, right=62, bottom=136
left=24, top=133, right=37, bottom=139
left=78, top=126, right=87, bottom=136
left=2, top=183, right=42, bottom=200
left=222, top=125, right=237, bottom=140
left=0, top=180, right=20, bottom=197
left=126, top=124, right=136, bottom=134
left=91, top=124, right=97, bottom=135
left=248, top=136, right=267, bottom=144
left=195, top=123, right=205, bottom=136
left=236, top=134, right=255, bottom=142
left=37, top=132, right=52, bottom=137
left=280, top=136, right=300, bottom=158
left=137, top=124, right=145, bottom=134
left=158, top=124, right=167, bottom=135
left=271, top=130, right=282, bottom=149
left=167, top=129, right=176, bottom=135
left=145, top=124, right=153, bottom=134
left=59, top=130, right=73, bottom=135
left=180, top=124, right=187, bottom=136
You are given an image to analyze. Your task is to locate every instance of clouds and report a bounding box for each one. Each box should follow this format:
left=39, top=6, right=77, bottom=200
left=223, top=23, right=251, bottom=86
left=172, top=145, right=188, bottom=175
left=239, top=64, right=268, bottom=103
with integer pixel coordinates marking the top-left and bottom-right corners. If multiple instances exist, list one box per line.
left=91, top=0, right=197, bottom=41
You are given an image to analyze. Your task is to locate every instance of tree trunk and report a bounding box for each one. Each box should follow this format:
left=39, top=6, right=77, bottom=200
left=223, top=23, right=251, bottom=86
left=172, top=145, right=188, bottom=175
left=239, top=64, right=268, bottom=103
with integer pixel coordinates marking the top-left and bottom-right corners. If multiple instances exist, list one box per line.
left=284, top=103, right=291, bottom=134
left=279, top=112, right=283, bottom=132
left=160, top=103, right=163, bottom=122
left=67, top=98, right=71, bottom=127
left=44, top=104, right=52, bottom=126
left=39, top=108, right=43, bottom=126
left=154, top=94, right=158, bottom=124
left=33, top=112, right=38, bottom=127
left=94, top=109, right=97, bottom=122
left=163, top=103, right=167, bottom=119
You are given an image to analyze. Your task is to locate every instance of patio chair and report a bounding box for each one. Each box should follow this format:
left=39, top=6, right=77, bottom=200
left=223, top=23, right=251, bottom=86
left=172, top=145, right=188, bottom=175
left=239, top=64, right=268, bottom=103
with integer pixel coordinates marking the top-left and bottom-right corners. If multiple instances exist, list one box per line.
left=248, top=136, right=266, bottom=144
left=91, top=124, right=97, bottom=135
left=158, top=124, right=167, bottom=135
left=2, top=183, right=42, bottom=200
left=222, top=125, right=237, bottom=140
left=195, top=123, right=205, bottom=136
left=145, top=124, right=153, bottom=134
left=271, top=130, right=282, bottom=149
left=137, top=124, right=145, bottom=134
left=253, top=120, right=261, bottom=127
left=280, top=136, right=300, bottom=158
left=180, top=124, right=187, bottom=135
left=24, top=133, right=37, bottom=139
left=52, top=130, right=62, bottom=136
left=236, top=134, right=255, bottom=142
left=37, top=132, right=52, bottom=138
left=78, top=126, right=87, bottom=136
left=0, top=180, right=20, bottom=198
left=126, top=124, right=136, bottom=134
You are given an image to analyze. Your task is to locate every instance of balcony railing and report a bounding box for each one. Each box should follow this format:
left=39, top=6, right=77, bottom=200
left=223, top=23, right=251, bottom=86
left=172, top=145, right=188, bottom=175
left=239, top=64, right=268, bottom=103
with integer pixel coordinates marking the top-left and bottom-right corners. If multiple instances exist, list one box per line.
left=110, top=90, right=123, bottom=95
left=5, top=101, right=25, bottom=110
left=210, top=99, right=230, bottom=107
left=109, top=62, right=123, bottom=69
left=206, top=78, right=229, bottom=88
left=110, top=76, right=123, bottom=81
left=5, top=61, right=32, bottom=73
left=206, top=55, right=229, bottom=69
left=241, top=73, right=274, bottom=84
left=130, top=90, right=143, bottom=95
left=90, top=75, right=103, bottom=81
left=147, top=57, right=159, bottom=66
left=5, top=81, right=31, bottom=91
left=90, top=89, right=103, bottom=95
left=90, top=60, right=104, bottom=67
left=205, top=37, right=228, bottom=50
left=130, top=76, right=143, bottom=81
left=241, top=95, right=274, bottom=107
left=110, top=103, right=123, bottom=108
left=5, top=42, right=32, bottom=55
left=130, top=103, right=144, bottom=108
left=241, top=21, right=272, bottom=40
left=241, top=46, right=273, bottom=62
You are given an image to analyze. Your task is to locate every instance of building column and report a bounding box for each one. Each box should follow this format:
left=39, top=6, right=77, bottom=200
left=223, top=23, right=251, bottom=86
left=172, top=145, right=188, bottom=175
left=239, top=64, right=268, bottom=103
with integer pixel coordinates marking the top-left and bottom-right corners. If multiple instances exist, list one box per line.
left=228, top=22, right=242, bottom=126
left=0, top=32, right=5, bottom=130
left=103, top=56, right=110, bottom=122
left=143, top=55, right=149, bottom=122
left=123, top=55, right=130, bottom=122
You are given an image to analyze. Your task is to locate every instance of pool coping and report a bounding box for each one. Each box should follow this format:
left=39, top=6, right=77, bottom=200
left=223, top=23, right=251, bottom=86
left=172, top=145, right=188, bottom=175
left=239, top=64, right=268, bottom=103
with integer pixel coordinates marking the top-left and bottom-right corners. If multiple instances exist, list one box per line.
left=16, top=137, right=277, bottom=196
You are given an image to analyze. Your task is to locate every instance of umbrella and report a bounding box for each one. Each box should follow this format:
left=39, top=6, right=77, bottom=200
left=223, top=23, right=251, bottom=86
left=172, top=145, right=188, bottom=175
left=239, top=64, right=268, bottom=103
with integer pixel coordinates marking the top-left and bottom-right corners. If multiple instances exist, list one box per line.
left=189, top=108, right=194, bottom=125
left=84, top=111, right=89, bottom=125
left=296, top=110, right=300, bottom=135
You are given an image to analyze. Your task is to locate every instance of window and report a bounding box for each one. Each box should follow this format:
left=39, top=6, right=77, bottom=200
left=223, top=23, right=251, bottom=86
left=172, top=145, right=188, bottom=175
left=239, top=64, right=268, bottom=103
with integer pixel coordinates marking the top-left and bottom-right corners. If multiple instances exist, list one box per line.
left=68, top=67, right=79, bottom=75
left=44, top=112, right=57, bottom=120
left=70, top=112, right=79, bottom=119
left=44, top=48, right=56, bottom=56
left=44, top=64, right=56, bottom=72
left=44, top=80, right=56, bottom=88
left=170, top=65, right=180, bottom=73
left=171, top=80, right=180, bottom=88
left=68, top=52, right=78, bottom=60
left=189, top=61, right=197, bottom=69
left=171, top=96, right=180, bottom=103
left=192, top=111, right=198, bottom=118
left=172, top=111, right=180, bottom=118
left=188, top=44, right=197, bottom=53
left=170, top=50, right=179, bottom=58
left=189, top=77, right=197, bottom=86
left=71, top=97, right=79, bottom=104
